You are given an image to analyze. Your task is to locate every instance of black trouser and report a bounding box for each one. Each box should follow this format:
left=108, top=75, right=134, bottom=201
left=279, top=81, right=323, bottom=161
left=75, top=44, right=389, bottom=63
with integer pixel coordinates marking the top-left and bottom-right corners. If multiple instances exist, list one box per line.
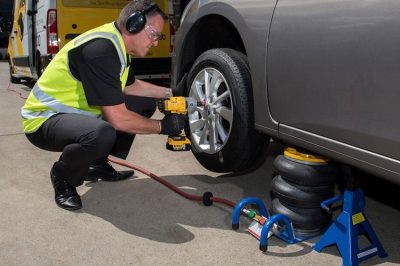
left=26, top=96, right=156, bottom=186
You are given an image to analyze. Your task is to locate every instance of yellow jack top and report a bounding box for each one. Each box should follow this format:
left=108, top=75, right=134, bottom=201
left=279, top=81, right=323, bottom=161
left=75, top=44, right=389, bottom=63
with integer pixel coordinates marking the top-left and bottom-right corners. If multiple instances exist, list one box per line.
left=284, top=147, right=329, bottom=165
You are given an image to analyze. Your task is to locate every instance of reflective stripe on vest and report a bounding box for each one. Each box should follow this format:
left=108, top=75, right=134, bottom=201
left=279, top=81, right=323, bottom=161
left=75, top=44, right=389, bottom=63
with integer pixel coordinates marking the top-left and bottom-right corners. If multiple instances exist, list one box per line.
left=21, top=84, right=100, bottom=120
left=21, top=109, right=57, bottom=120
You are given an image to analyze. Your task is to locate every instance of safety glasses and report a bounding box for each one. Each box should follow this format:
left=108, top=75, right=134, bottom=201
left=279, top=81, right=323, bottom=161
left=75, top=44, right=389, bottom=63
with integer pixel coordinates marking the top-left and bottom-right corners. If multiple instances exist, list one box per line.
left=144, top=25, right=165, bottom=42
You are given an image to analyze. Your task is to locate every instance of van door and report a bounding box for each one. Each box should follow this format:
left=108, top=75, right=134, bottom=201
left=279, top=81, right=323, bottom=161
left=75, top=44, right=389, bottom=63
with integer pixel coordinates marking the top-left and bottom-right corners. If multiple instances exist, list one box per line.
left=9, top=0, right=34, bottom=79
left=56, top=0, right=123, bottom=49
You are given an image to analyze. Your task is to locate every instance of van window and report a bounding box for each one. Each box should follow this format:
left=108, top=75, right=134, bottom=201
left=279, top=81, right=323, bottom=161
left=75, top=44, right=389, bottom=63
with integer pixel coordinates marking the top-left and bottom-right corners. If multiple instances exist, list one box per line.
left=62, top=0, right=130, bottom=9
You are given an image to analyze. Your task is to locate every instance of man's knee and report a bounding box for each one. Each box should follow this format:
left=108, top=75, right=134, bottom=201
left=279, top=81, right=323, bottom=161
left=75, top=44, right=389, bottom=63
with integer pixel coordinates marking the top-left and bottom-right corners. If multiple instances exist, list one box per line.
left=85, top=122, right=116, bottom=154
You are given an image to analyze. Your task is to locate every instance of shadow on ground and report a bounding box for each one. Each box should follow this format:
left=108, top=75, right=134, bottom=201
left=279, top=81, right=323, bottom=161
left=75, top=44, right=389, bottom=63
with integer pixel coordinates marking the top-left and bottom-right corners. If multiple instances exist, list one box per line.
left=77, top=142, right=282, bottom=243
left=77, top=141, right=400, bottom=264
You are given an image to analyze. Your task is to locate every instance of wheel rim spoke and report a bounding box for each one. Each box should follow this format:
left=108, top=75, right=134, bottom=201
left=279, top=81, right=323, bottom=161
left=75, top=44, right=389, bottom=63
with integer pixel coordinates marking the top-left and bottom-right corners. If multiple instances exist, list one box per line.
left=216, top=106, right=233, bottom=124
left=204, top=70, right=211, bottom=98
left=192, top=83, right=204, bottom=102
left=190, top=118, right=205, bottom=131
left=216, top=118, right=228, bottom=143
left=199, top=122, right=209, bottom=145
left=213, top=90, right=229, bottom=105
left=208, top=69, right=222, bottom=98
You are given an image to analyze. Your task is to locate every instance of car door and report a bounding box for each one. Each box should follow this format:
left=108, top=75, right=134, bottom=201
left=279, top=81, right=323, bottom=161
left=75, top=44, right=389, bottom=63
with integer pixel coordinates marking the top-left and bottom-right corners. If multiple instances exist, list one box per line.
left=268, top=0, right=400, bottom=161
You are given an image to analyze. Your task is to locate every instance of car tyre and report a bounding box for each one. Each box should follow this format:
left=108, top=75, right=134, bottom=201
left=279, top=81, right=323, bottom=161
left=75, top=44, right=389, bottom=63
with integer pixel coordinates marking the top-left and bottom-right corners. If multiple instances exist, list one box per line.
left=186, top=48, right=268, bottom=172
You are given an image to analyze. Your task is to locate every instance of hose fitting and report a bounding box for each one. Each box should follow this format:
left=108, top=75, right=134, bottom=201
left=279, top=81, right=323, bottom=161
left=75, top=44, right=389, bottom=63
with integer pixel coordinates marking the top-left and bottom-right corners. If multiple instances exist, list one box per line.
left=202, top=192, right=214, bottom=206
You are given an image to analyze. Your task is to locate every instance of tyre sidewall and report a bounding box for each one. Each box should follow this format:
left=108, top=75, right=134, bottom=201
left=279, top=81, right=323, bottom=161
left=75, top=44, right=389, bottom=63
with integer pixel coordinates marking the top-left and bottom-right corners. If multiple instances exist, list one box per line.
left=186, top=48, right=264, bottom=172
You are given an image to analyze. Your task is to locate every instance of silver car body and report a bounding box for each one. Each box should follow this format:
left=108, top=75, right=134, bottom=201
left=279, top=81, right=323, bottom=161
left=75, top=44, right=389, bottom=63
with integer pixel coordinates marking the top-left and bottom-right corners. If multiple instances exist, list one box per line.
left=172, top=0, right=400, bottom=184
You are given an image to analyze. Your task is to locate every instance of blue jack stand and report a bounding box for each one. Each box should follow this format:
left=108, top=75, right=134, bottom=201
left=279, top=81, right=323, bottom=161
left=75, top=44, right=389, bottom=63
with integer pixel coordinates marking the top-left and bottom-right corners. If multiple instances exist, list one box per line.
left=232, top=197, right=313, bottom=252
left=313, top=167, right=387, bottom=266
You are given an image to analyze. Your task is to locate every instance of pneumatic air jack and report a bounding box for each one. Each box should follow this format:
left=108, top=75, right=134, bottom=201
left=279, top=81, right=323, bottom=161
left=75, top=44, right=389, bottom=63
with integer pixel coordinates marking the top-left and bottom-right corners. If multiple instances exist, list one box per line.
left=313, top=166, right=387, bottom=266
left=231, top=197, right=314, bottom=252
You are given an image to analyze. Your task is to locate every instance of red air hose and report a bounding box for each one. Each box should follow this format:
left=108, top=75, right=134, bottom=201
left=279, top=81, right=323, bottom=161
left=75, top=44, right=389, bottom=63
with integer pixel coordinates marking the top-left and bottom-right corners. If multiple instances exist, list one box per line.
left=108, top=156, right=236, bottom=208
left=7, top=82, right=28, bottom=99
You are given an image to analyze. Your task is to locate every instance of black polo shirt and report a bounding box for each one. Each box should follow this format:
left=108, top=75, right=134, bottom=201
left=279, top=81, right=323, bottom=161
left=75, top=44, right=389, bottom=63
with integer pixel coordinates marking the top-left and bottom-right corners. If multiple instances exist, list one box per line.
left=68, top=38, right=135, bottom=106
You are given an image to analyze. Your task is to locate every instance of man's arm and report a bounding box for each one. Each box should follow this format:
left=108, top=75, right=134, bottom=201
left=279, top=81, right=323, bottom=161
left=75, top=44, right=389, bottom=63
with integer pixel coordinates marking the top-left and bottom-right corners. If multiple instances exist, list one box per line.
left=124, top=79, right=172, bottom=99
left=101, top=103, right=161, bottom=134
left=101, top=104, right=186, bottom=136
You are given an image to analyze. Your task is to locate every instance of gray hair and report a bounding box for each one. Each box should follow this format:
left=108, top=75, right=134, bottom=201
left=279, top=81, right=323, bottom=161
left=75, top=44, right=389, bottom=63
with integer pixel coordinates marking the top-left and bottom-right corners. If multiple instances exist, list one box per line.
left=116, top=0, right=168, bottom=32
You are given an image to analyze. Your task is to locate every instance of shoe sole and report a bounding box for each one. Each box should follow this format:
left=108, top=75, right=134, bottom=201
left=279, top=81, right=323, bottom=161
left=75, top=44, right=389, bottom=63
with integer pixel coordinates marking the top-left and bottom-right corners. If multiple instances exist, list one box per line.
left=56, top=203, right=82, bottom=211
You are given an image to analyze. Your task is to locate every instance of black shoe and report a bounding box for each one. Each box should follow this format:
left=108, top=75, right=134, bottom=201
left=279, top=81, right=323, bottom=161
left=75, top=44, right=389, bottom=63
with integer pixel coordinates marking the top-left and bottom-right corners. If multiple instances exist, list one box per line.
left=50, top=169, right=82, bottom=210
left=87, top=162, right=134, bottom=182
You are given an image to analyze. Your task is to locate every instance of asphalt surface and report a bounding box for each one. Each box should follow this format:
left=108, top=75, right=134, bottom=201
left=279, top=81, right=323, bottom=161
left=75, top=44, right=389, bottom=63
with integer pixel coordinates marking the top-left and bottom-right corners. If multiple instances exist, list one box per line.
left=1, top=61, right=399, bottom=266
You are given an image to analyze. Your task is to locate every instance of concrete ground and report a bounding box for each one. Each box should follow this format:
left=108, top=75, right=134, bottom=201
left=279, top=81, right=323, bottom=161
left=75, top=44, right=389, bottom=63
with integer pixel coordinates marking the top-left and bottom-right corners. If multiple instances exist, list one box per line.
left=1, top=61, right=399, bottom=266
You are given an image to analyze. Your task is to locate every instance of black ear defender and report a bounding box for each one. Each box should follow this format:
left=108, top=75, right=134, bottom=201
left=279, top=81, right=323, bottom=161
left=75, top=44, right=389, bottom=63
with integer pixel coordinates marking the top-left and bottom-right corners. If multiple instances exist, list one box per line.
left=125, top=3, right=159, bottom=34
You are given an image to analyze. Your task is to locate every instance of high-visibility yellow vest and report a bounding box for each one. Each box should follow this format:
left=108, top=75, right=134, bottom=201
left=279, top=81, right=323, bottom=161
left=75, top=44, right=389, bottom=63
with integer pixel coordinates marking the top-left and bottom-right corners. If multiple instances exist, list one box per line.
left=21, top=23, right=130, bottom=133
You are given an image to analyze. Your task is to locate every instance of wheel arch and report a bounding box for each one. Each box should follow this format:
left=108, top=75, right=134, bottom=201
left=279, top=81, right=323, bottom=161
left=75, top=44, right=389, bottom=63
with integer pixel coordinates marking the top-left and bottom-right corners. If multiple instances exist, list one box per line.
left=176, top=14, right=247, bottom=94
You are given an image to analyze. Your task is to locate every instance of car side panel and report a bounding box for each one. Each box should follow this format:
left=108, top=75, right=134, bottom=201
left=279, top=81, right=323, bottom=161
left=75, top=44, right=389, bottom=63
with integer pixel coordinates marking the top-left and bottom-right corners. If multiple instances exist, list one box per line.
left=268, top=0, right=400, bottom=161
left=173, top=0, right=278, bottom=136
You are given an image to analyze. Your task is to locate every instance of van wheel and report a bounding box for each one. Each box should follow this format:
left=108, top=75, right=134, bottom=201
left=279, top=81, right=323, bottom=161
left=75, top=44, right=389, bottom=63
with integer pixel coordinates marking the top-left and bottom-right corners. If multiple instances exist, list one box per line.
left=8, top=57, right=21, bottom=84
left=185, top=48, right=269, bottom=172
left=36, top=53, right=45, bottom=78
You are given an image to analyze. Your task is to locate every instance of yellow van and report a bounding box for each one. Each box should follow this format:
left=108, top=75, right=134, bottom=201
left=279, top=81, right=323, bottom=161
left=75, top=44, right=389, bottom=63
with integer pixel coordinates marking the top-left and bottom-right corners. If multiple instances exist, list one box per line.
left=8, top=0, right=174, bottom=82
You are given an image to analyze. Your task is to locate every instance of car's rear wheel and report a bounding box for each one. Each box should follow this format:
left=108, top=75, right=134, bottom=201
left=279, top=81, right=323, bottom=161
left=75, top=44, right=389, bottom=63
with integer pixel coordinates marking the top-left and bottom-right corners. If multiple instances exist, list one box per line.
left=185, top=48, right=268, bottom=172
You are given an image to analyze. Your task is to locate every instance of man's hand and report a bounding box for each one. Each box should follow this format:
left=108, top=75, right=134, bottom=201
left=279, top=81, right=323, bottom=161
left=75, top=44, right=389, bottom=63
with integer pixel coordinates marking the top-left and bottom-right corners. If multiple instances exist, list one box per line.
left=160, top=115, right=186, bottom=135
